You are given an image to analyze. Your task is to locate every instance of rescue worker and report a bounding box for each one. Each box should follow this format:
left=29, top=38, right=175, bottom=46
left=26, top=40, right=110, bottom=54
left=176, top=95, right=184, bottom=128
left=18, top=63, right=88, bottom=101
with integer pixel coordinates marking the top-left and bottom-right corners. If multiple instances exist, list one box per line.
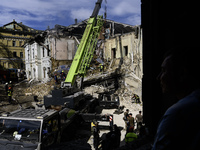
left=135, top=95, right=140, bottom=103
left=123, top=109, right=129, bottom=129
left=135, top=111, right=143, bottom=130
left=60, top=70, right=66, bottom=81
left=8, top=81, right=13, bottom=92
left=8, top=86, right=12, bottom=103
left=127, top=113, right=134, bottom=133
left=100, top=64, right=104, bottom=72
left=93, top=121, right=100, bottom=150
left=4, top=82, right=8, bottom=95
left=125, top=127, right=137, bottom=144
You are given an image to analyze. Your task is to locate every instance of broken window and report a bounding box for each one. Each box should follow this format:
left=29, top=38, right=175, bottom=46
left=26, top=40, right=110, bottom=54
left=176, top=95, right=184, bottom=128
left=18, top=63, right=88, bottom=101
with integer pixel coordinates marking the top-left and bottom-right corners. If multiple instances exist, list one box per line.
left=111, top=48, right=116, bottom=59
left=123, top=46, right=128, bottom=57
left=28, top=50, right=30, bottom=60
left=12, top=41, right=16, bottom=47
left=43, top=67, right=46, bottom=78
left=47, top=45, right=50, bottom=57
left=21, top=62, right=23, bottom=69
left=20, top=52, right=23, bottom=58
left=13, top=51, right=17, bottom=57
left=42, top=48, right=44, bottom=57
left=32, top=49, right=34, bottom=59
left=19, top=41, right=22, bottom=47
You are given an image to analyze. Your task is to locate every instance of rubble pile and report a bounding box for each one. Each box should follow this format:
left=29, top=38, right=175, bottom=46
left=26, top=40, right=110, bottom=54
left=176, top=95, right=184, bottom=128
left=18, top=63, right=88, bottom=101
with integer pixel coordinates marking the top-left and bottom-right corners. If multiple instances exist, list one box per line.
left=23, top=80, right=54, bottom=99
left=84, top=57, right=142, bottom=105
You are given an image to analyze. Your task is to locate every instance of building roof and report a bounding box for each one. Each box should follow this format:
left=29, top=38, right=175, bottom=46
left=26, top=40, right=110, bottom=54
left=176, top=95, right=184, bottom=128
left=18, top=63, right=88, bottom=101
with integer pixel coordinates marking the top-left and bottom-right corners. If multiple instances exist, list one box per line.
left=0, top=19, right=43, bottom=34
left=46, top=19, right=139, bottom=39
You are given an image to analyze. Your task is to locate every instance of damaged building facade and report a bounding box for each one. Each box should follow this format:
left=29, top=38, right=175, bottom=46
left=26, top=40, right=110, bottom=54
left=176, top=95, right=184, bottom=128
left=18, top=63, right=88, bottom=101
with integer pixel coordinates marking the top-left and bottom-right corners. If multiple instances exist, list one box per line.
left=24, top=35, right=51, bottom=82
left=102, top=21, right=142, bottom=98
left=24, top=24, right=85, bottom=82
left=24, top=20, right=142, bottom=98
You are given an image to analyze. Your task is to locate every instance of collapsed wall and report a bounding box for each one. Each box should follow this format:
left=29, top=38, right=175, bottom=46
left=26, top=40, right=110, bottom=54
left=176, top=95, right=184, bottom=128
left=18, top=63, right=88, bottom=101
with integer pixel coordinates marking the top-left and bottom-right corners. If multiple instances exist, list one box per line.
left=83, top=56, right=142, bottom=104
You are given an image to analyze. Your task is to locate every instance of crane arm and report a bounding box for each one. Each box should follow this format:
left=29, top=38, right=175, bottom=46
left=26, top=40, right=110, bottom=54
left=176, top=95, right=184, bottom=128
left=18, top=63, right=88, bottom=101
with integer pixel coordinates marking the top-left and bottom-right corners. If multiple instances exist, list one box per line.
left=63, top=0, right=104, bottom=87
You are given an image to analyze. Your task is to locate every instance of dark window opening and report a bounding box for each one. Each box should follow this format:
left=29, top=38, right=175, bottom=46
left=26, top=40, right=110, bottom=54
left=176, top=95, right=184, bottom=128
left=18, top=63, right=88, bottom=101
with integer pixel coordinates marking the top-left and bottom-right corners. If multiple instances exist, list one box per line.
left=111, top=48, right=116, bottom=59
left=123, top=46, right=128, bottom=56
left=13, top=52, right=17, bottom=57
left=20, top=52, right=23, bottom=58
left=12, top=41, right=16, bottom=47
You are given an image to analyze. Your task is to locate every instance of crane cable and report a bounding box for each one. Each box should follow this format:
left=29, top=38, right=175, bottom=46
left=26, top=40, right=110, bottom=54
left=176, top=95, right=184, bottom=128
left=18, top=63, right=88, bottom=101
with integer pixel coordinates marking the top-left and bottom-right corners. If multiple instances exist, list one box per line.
left=104, top=0, right=107, bottom=20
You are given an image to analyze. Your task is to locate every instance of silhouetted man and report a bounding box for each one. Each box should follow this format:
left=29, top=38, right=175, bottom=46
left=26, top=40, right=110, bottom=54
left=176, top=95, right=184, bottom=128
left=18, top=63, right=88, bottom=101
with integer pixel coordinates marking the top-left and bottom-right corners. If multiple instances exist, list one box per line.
left=152, top=46, right=200, bottom=150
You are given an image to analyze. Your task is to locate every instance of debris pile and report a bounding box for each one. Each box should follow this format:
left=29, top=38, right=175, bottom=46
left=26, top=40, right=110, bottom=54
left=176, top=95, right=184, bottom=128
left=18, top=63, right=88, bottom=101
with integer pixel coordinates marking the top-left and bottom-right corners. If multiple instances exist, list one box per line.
left=83, top=56, right=142, bottom=104
left=24, top=81, right=54, bottom=98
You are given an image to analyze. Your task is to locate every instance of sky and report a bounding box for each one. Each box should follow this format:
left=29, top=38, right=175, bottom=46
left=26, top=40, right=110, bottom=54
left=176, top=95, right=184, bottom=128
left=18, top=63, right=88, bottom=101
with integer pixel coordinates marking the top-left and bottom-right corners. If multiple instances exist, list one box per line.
left=0, top=0, right=141, bottom=31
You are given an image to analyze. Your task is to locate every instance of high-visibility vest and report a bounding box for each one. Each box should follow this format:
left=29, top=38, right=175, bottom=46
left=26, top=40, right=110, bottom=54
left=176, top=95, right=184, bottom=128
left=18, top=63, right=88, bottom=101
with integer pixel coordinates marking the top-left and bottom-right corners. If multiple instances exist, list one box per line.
left=8, top=90, right=12, bottom=96
left=125, top=132, right=137, bottom=143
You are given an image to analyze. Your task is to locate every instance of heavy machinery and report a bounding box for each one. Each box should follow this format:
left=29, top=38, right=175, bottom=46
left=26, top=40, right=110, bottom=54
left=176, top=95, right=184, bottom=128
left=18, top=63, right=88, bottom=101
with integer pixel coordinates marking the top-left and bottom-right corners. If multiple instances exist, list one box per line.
left=44, top=0, right=104, bottom=109
left=0, top=108, right=77, bottom=150
left=98, top=93, right=120, bottom=109
left=0, top=1, right=113, bottom=149
left=63, top=0, right=104, bottom=88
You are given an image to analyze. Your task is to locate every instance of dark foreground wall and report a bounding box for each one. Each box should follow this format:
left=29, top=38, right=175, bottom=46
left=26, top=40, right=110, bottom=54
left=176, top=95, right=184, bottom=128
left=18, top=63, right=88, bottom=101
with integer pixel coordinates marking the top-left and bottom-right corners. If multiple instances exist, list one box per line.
left=141, top=0, right=200, bottom=135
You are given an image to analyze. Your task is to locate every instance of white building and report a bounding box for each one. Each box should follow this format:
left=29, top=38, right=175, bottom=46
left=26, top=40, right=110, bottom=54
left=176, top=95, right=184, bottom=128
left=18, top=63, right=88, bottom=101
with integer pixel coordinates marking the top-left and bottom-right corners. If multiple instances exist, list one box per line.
left=24, top=27, right=78, bottom=82
left=24, top=37, right=51, bottom=82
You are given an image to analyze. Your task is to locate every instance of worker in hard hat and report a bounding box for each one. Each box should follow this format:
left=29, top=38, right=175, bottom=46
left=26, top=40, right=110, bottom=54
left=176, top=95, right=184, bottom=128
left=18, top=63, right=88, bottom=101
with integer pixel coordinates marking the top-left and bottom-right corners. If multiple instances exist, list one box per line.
left=7, top=86, right=13, bottom=104
left=125, top=127, right=137, bottom=144
left=60, top=70, right=66, bottom=81
left=100, top=64, right=104, bottom=72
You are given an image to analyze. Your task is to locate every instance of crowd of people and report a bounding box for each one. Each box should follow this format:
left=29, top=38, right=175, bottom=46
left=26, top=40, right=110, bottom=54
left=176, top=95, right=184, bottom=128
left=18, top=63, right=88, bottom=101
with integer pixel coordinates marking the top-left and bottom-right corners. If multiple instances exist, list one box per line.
left=123, top=109, right=143, bottom=144
left=90, top=110, right=144, bottom=150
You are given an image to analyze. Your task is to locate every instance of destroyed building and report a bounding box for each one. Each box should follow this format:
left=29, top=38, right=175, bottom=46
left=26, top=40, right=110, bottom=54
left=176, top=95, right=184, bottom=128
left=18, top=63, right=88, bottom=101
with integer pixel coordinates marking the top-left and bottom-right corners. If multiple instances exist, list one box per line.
left=102, top=21, right=142, bottom=99
left=24, top=23, right=86, bottom=82
left=103, top=23, right=142, bottom=78
left=24, top=20, right=142, bottom=99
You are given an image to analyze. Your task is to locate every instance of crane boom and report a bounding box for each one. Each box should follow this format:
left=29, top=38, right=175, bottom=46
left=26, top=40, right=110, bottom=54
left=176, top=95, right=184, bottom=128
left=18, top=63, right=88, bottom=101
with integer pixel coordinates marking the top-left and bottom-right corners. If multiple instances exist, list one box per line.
left=63, top=0, right=104, bottom=87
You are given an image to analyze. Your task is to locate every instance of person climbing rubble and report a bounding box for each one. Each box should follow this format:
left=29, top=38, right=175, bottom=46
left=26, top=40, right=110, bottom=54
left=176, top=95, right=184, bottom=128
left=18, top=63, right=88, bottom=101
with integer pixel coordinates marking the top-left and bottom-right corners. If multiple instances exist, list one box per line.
left=132, top=94, right=140, bottom=103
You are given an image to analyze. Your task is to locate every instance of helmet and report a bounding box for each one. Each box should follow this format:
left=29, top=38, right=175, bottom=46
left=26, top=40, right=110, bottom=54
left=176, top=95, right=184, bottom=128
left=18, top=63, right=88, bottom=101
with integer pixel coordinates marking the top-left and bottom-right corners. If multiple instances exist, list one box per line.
left=9, top=87, right=11, bottom=89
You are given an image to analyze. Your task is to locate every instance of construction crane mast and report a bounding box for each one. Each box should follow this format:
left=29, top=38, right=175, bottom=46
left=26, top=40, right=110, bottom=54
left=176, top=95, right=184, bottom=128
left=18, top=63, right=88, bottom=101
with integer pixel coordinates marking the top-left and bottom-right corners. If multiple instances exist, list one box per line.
left=62, top=0, right=104, bottom=88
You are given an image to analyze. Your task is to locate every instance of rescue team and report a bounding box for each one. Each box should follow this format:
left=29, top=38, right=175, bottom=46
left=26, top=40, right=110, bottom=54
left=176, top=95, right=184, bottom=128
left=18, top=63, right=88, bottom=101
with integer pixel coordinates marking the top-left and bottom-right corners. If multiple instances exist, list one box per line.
left=91, top=110, right=143, bottom=150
